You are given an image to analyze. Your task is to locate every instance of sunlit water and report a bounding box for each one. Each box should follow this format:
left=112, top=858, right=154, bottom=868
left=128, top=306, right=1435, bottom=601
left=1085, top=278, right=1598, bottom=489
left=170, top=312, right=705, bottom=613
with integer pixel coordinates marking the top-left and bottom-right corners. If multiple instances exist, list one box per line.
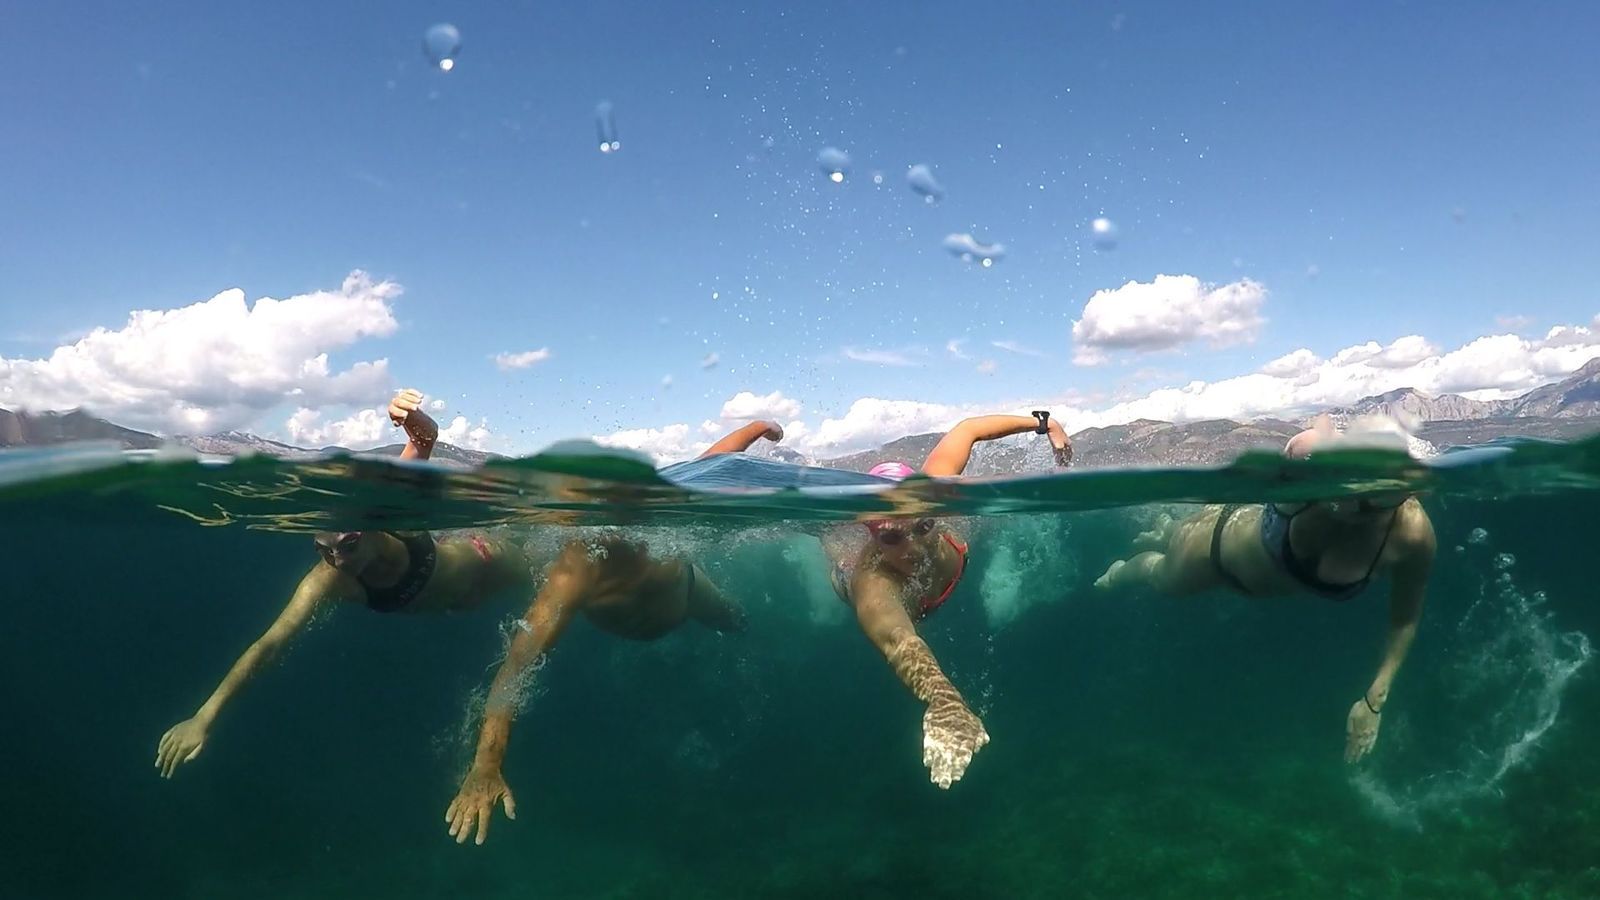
left=4, top=439, right=1600, bottom=898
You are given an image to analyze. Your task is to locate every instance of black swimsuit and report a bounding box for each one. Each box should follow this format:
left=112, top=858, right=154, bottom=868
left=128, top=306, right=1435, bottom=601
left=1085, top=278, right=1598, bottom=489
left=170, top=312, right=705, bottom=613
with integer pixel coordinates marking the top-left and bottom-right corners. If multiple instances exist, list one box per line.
left=1211, top=504, right=1397, bottom=601
left=361, top=531, right=439, bottom=613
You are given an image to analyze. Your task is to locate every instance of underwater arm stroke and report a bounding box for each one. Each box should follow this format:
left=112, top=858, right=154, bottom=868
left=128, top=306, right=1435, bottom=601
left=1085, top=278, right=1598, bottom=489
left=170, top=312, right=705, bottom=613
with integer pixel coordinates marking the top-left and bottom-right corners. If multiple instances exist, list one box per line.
left=446, top=543, right=585, bottom=845
left=1345, top=509, right=1436, bottom=763
left=851, top=570, right=990, bottom=788
left=155, top=565, right=344, bottom=778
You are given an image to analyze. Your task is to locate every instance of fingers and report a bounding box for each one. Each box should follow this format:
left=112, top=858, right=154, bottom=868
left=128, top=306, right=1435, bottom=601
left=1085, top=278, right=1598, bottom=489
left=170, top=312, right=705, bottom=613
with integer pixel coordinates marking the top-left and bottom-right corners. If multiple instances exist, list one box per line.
left=449, top=803, right=474, bottom=844
left=474, top=800, right=492, bottom=845
left=502, top=789, right=517, bottom=821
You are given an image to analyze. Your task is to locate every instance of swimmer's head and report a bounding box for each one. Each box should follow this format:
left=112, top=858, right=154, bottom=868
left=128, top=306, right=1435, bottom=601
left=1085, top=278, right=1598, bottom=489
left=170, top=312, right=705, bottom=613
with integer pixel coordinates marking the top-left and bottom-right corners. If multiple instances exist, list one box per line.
left=1285, top=420, right=1417, bottom=519
left=869, top=461, right=917, bottom=481
left=865, top=516, right=940, bottom=562
left=314, top=531, right=377, bottom=573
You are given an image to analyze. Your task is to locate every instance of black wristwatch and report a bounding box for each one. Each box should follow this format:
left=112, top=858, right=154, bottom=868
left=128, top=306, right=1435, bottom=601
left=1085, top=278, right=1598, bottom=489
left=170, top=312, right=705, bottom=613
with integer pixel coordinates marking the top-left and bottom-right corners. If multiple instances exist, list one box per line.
left=1031, top=410, right=1050, bottom=434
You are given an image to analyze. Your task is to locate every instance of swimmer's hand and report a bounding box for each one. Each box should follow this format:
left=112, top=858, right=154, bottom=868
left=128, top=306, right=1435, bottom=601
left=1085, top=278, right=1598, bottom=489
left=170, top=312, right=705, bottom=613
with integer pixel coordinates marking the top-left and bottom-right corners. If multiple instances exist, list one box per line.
left=388, top=388, right=437, bottom=439
left=1345, top=698, right=1381, bottom=763
left=761, top=420, right=784, bottom=442
left=922, top=696, right=990, bottom=789
left=446, top=765, right=516, bottom=845
left=155, top=716, right=211, bottom=779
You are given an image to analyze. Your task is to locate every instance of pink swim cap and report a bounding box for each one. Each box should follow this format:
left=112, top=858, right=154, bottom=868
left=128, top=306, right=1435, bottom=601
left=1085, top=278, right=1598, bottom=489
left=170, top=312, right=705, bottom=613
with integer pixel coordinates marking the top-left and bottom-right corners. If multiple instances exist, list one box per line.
left=868, top=461, right=917, bottom=481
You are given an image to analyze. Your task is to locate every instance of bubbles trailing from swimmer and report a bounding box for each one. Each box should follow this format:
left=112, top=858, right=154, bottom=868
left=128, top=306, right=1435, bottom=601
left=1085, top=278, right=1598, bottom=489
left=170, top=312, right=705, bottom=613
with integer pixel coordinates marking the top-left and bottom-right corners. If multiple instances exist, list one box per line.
left=595, top=101, right=620, bottom=153
left=423, top=23, right=461, bottom=72
left=1090, top=216, right=1119, bottom=250
left=906, top=164, right=944, bottom=203
left=817, top=147, right=850, bottom=183
left=943, top=232, right=1006, bottom=267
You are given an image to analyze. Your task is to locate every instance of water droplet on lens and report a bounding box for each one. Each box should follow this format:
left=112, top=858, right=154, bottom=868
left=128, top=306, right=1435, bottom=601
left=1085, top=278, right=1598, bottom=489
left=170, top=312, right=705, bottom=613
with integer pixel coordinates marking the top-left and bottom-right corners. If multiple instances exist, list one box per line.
left=942, top=233, right=1005, bottom=265
left=595, top=101, right=620, bottom=153
left=1493, top=552, right=1516, bottom=570
left=423, top=24, right=461, bottom=71
left=872, top=172, right=884, bottom=185
left=906, top=164, right=945, bottom=203
left=1091, top=217, right=1119, bottom=250
left=1451, top=206, right=1467, bottom=224
left=817, top=146, right=850, bottom=183
left=661, top=375, right=673, bottom=389
left=1467, top=527, right=1489, bottom=544
left=700, top=352, right=720, bottom=370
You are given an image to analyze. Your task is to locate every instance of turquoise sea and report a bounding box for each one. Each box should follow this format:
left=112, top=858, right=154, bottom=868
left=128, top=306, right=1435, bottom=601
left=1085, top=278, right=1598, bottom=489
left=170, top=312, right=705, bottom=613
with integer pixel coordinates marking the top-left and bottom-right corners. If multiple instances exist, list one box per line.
left=4, top=439, right=1600, bottom=898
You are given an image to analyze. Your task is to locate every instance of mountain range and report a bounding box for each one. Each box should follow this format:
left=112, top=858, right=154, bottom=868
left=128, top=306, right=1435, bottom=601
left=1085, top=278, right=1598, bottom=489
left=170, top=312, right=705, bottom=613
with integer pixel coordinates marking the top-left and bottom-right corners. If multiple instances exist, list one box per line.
left=3, top=356, right=1598, bottom=471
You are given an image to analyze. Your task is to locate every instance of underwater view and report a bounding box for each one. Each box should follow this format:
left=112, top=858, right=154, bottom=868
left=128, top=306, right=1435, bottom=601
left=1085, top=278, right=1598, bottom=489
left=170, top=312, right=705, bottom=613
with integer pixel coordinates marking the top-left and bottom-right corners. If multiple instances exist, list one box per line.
left=5, top=2, right=1600, bottom=898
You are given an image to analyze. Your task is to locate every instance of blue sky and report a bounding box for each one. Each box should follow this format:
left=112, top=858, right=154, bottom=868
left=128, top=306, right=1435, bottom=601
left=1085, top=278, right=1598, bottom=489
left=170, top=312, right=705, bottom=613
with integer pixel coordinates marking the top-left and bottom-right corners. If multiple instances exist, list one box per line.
left=3, top=1, right=1598, bottom=458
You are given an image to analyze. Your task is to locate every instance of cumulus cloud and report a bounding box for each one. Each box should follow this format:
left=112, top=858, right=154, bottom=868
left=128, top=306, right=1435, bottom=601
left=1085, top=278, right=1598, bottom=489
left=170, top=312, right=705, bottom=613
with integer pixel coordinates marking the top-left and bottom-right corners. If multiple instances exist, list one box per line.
left=720, top=390, right=802, bottom=421
left=1071, top=274, right=1267, bottom=365
left=285, top=407, right=390, bottom=449
left=439, top=415, right=492, bottom=450
left=0, top=271, right=398, bottom=434
left=598, top=316, right=1600, bottom=464
left=492, top=348, right=551, bottom=370
left=842, top=346, right=920, bottom=367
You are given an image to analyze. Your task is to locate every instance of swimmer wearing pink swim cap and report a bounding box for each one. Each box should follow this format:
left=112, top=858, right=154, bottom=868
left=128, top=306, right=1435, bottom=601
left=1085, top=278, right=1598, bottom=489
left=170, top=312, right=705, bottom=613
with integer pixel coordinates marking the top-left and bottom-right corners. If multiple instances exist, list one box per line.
left=826, top=408, right=1073, bottom=792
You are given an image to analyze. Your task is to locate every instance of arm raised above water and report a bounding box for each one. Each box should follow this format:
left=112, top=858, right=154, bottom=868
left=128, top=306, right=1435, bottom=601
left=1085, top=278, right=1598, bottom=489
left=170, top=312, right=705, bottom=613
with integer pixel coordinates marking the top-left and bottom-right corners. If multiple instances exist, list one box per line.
left=921, top=412, right=1071, bottom=477
left=155, top=563, right=350, bottom=778
left=698, top=419, right=784, bottom=458
left=850, top=568, right=989, bottom=788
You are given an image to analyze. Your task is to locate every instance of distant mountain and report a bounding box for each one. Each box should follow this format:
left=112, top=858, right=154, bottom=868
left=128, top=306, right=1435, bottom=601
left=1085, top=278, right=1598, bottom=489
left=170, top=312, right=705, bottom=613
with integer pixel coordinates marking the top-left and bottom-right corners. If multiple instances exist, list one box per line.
left=0, top=408, right=163, bottom=450
left=3, top=356, right=1597, bottom=470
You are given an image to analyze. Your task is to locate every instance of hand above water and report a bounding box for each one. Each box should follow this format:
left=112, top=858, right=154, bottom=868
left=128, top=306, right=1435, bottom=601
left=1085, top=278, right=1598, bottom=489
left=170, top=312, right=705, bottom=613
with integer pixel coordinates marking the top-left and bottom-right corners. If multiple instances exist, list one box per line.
left=388, top=388, right=437, bottom=441
left=922, top=696, right=990, bottom=789
left=155, top=716, right=211, bottom=778
left=446, top=764, right=517, bottom=845
left=1345, top=698, right=1381, bottom=763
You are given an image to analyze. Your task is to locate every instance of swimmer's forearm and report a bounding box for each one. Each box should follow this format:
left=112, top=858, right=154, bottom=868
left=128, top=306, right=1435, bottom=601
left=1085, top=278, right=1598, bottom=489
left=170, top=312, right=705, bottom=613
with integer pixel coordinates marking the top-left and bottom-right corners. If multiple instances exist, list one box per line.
left=1365, top=620, right=1418, bottom=709
left=885, top=634, right=963, bottom=707
left=472, top=712, right=514, bottom=769
left=193, top=638, right=279, bottom=724
left=953, top=415, right=1040, bottom=443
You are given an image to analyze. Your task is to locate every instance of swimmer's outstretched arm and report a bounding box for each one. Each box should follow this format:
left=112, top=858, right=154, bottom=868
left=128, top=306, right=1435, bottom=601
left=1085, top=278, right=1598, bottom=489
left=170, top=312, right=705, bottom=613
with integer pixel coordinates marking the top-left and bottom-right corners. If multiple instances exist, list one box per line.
left=698, top=419, right=783, bottom=458
left=921, top=413, right=1071, bottom=477
left=155, top=565, right=347, bottom=778
left=446, top=541, right=588, bottom=845
left=387, top=388, right=438, bottom=460
left=1345, top=506, right=1436, bottom=763
left=851, top=570, right=990, bottom=788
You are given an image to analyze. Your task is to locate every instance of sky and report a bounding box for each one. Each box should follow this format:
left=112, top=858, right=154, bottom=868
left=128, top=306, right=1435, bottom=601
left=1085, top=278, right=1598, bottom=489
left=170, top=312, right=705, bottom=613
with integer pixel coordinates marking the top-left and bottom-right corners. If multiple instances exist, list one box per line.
left=2, top=0, right=1598, bottom=460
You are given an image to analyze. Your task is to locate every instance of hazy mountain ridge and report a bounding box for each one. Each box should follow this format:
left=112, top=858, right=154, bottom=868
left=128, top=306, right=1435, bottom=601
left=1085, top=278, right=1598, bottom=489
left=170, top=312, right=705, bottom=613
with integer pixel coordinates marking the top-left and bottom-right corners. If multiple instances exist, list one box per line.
left=3, top=357, right=1598, bottom=471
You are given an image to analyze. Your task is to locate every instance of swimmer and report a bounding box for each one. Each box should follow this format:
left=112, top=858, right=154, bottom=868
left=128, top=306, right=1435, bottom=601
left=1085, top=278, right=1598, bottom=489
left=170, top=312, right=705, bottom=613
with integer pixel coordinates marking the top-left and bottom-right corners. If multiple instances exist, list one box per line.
left=826, top=411, right=1072, bottom=789
left=1094, top=419, right=1437, bottom=763
left=442, top=422, right=781, bottom=845
left=155, top=388, right=535, bottom=778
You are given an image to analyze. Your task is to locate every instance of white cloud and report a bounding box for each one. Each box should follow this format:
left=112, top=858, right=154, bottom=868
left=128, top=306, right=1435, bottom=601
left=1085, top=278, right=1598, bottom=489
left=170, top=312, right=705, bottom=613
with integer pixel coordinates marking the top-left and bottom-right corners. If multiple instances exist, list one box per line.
left=492, top=348, right=551, bottom=370
left=720, top=390, right=802, bottom=421
left=992, top=339, right=1047, bottom=358
left=439, top=415, right=492, bottom=451
left=595, top=424, right=705, bottom=462
left=428, top=399, right=447, bottom=412
left=1260, top=348, right=1320, bottom=377
left=285, top=407, right=389, bottom=449
left=0, top=271, right=398, bottom=434
left=946, top=339, right=970, bottom=360
left=977, top=359, right=998, bottom=375
left=598, top=315, right=1600, bottom=464
left=842, top=346, right=920, bottom=367
left=1071, top=274, right=1267, bottom=365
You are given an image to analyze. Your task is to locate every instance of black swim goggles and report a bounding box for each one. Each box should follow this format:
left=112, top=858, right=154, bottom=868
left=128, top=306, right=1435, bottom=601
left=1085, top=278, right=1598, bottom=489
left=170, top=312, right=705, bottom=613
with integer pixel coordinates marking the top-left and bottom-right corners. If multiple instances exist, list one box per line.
left=867, top=518, right=936, bottom=546
left=314, top=531, right=365, bottom=564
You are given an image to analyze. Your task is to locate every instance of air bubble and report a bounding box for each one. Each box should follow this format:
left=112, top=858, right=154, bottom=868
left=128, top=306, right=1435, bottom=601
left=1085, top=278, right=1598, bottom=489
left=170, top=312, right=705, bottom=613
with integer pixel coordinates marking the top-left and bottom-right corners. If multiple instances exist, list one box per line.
left=1493, top=552, right=1516, bottom=570
left=595, top=101, right=620, bottom=153
left=423, top=24, right=461, bottom=71
left=817, top=147, right=850, bottom=183
left=1467, top=527, right=1489, bottom=544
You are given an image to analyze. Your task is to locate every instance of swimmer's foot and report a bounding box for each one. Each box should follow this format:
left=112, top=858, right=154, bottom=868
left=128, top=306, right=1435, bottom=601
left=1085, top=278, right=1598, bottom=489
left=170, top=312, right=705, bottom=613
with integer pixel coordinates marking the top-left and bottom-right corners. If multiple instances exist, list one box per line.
left=1094, top=560, right=1126, bottom=591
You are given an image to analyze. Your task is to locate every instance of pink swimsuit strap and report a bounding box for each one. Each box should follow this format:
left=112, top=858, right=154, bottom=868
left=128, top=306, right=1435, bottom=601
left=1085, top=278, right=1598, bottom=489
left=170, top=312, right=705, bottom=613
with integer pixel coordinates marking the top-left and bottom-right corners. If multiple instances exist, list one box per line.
left=919, top=533, right=969, bottom=617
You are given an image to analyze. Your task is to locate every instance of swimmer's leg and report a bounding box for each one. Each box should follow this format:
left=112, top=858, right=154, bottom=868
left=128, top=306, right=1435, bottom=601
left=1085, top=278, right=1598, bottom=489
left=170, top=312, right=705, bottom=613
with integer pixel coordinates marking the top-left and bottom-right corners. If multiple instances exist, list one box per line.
left=1132, top=511, right=1177, bottom=551
left=1095, top=553, right=1167, bottom=591
left=686, top=564, right=747, bottom=633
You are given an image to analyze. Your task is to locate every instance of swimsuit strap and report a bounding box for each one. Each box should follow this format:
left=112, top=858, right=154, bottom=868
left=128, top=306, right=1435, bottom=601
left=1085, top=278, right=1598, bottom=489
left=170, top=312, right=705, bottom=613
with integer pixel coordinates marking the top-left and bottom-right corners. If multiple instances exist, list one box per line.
left=920, top=532, right=968, bottom=617
left=1210, top=504, right=1253, bottom=595
left=1278, top=506, right=1399, bottom=602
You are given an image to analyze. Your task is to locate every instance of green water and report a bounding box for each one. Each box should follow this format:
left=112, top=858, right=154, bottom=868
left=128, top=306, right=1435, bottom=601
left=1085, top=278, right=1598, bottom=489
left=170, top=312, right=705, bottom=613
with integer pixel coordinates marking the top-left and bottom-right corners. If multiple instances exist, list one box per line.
left=3, top=440, right=1599, bottom=898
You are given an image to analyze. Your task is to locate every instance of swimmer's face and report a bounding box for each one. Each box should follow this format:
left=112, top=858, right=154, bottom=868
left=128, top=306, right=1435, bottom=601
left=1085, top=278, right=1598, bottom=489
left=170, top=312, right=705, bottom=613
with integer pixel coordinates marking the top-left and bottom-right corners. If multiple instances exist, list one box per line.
left=314, top=531, right=376, bottom=573
left=867, top=518, right=937, bottom=561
